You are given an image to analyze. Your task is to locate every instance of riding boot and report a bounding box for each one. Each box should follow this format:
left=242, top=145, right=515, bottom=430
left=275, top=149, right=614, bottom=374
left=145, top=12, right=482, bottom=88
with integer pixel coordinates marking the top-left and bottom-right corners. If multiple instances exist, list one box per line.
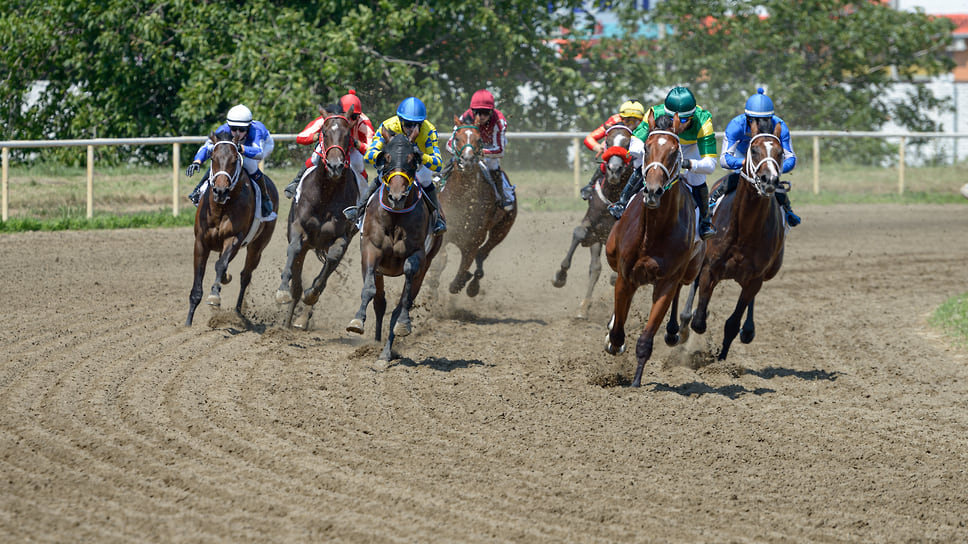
left=691, top=183, right=715, bottom=239
left=775, top=190, right=801, bottom=227
left=284, top=163, right=309, bottom=199
left=422, top=183, right=447, bottom=234
left=581, top=169, right=604, bottom=201
left=490, top=168, right=514, bottom=212
left=344, top=176, right=380, bottom=221
left=250, top=169, right=273, bottom=217
left=708, top=173, right=739, bottom=209
left=607, top=168, right=643, bottom=219
left=188, top=170, right=210, bottom=206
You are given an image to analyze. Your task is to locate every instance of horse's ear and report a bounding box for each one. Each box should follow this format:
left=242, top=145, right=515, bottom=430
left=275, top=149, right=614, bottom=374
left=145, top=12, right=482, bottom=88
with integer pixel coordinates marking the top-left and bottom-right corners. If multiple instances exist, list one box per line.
left=349, top=104, right=356, bottom=116
left=672, top=112, right=684, bottom=134
left=454, top=114, right=461, bottom=126
left=208, top=132, right=217, bottom=144
left=773, top=120, right=783, bottom=139
left=646, top=109, right=656, bottom=131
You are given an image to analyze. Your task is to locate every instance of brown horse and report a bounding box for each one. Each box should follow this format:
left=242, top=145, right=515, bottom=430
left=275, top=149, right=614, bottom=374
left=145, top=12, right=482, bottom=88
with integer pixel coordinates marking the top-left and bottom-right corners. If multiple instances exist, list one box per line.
left=604, top=112, right=704, bottom=387
left=346, top=132, right=443, bottom=361
left=427, top=117, right=516, bottom=298
left=274, top=111, right=359, bottom=329
left=552, top=124, right=634, bottom=318
left=675, top=117, right=787, bottom=360
left=186, top=131, right=278, bottom=326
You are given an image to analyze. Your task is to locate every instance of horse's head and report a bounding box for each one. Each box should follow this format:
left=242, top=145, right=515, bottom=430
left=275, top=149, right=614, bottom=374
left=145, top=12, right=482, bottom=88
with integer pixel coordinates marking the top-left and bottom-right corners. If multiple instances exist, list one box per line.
left=638, top=110, right=685, bottom=209
left=451, top=115, right=483, bottom=171
left=742, top=117, right=784, bottom=198
left=601, top=124, right=634, bottom=187
left=209, top=130, right=244, bottom=204
left=319, top=109, right=352, bottom=179
left=379, top=132, right=421, bottom=210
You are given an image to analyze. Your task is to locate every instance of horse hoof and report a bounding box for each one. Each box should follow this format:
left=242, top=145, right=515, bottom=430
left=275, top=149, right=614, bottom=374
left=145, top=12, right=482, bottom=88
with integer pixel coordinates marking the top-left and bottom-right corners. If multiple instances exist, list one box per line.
left=552, top=269, right=567, bottom=288
left=206, top=295, right=221, bottom=307
left=346, top=319, right=364, bottom=335
left=221, top=273, right=232, bottom=285
left=293, top=311, right=311, bottom=330
left=275, top=289, right=293, bottom=305
left=604, top=335, right=626, bottom=356
left=466, top=279, right=480, bottom=298
left=393, top=322, right=412, bottom=337
left=740, top=330, right=755, bottom=344
left=664, top=333, right=680, bottom=347
left=576, top=299, right=591, bottom=319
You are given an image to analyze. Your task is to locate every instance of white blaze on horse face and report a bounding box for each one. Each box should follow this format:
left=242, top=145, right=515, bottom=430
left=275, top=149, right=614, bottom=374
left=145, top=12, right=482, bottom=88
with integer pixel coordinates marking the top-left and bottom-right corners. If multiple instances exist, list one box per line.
left=763, top=140, right=779, bottom=175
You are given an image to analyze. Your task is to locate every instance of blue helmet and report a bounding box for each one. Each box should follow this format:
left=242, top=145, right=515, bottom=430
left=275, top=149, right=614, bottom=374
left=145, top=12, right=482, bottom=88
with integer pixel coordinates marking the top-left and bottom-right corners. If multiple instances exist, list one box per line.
left=396, top=97, right=427, bottom=123
left=745, top=88, right=774, bottom=118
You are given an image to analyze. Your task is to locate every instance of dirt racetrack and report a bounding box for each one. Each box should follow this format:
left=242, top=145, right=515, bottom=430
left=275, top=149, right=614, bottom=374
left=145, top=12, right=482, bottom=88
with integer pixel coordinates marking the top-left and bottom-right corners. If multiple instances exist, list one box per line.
left=2, top=203, right=968, bottom=543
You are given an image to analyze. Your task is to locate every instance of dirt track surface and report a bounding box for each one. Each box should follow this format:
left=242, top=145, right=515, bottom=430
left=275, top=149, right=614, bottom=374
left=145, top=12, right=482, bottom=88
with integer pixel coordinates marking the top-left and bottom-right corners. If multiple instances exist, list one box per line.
left=2, top=204, right=968, bottom=543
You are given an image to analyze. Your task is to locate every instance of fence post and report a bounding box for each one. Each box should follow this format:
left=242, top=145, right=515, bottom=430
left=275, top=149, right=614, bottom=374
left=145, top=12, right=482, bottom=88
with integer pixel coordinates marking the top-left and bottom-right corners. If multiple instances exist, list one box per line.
left=898, top=136, right=905, bottom=195
left=2, top=147, right=8, bottom=222
left=573, top=137, right=580, bottom=198
left=172, top=143, right=180, bottom=217
left=812, top=136, right=820, bottom=194
left=86, top=145, right=94, bottom=218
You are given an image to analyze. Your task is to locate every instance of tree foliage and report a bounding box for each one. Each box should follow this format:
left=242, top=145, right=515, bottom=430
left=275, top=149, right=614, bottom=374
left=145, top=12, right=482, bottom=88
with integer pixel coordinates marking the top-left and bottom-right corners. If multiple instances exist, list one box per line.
left=0, top=0, right=957, bottom=165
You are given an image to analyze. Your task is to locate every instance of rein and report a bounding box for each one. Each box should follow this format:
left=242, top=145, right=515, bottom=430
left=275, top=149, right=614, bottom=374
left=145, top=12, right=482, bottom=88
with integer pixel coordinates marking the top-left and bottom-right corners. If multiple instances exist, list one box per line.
left=378, top=183, right=423, bottom=214
left=211, top=140, right=243, bottom=193
left=642, top=129, right=682, bottom=192
left=740, top=132, right=782, bottom=196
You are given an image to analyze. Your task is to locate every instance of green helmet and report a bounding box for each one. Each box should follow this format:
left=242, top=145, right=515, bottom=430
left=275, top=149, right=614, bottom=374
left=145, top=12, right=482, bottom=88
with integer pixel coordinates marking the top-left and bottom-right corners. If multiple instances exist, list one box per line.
left=664, top=87, right=696, bottom=118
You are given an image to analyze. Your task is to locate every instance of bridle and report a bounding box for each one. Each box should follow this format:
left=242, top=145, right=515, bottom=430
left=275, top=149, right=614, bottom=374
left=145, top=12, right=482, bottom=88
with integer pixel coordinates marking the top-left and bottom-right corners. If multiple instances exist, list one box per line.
left=210, top=140, right=243, bottom=193
left=740, top=132, right=782, bottom=196
left=453, top=124, right=483, bottom=169
left=642, top=130, right=683, bottom=192
left=314, top=114, right=351, bottom=168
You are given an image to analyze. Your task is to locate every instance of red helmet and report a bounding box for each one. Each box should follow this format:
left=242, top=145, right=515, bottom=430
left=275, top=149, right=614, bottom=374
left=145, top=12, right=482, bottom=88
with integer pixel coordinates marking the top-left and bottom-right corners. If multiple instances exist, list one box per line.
left=470, top=89, right=495, bottom=110
left=340, top=89, right=362, bottom=115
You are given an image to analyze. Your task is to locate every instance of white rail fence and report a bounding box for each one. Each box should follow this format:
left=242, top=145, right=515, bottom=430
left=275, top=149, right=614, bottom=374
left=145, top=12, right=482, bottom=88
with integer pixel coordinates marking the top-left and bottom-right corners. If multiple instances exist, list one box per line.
left=1, top=131, right=966, bottom=221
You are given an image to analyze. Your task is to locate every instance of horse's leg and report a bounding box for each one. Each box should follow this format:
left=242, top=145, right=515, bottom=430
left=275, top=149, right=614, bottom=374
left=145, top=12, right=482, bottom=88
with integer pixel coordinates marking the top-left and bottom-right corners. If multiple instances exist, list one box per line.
left=576, top=241, right=602, bottom=319
left=208, top=238, right=242, bottom=307
left=605, top=274, right=636, bottom=356
left=373, top=274, right=386, bottom=343
left=186, top=242, right=210, bottom=326
left=305, top=235, right=351, bottom=306
left=690, top=266, right=720, bottom=335
left=553, top=220, right=590, bottom=289
left=425, top=245, right=447, bottom=302
left=275, top=233, right=304, bottom=305
left=467, top=217, right=514, bottom=297
left=392, top=252, right=424, bottom=338
left=664, top=285, right=682, bottom=347
left=719, top=280, right=761, bottom=361
left=347, top=263, right=377, bottom=335
left=449, top=245, right=475, bottom=295
left=234, top=225, right=274, bottom=318
left=631, top=280, right=679, bottom=388
left=740, top=298, right=756, bottom=344
left=286, top=243, right=310, bottom=329
left=675, top=277, right=700, bottom=345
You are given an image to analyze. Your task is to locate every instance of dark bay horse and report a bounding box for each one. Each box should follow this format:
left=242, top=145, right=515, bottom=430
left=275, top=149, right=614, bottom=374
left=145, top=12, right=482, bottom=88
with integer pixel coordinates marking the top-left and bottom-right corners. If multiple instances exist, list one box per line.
left=346, top=132, right=443, bottom=361
left=275, top=111, right=359, bottom=329
left=427, top=117, right=516, bottom=298
left=676, top=117, right=787, bottom=360
left=186, top=131, right=278, bottom=326
left=552, top=124, right=634, bottom=318
left=604, top=112, right=704, bottom=387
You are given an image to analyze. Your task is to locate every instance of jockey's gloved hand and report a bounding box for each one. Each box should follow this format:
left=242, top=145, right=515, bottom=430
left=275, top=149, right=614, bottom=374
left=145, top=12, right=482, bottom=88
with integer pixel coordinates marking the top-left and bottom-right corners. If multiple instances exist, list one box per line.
left=681, top=159, right=693, bottom=171
left=186, top=162, right=201, bottom=177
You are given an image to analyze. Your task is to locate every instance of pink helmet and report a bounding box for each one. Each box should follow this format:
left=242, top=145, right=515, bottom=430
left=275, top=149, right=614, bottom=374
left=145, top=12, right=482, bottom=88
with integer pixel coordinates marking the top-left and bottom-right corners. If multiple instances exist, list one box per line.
left=470, top=89, right=495, bottom=110
left=340, top=89, right=362, bottom=115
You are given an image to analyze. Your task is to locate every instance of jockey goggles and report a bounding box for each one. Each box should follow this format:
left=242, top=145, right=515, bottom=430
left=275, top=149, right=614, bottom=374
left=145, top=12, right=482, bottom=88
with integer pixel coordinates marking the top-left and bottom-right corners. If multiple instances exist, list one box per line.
left=473, top=108, right=492, bottom=117
left=402, top=119, right=421, bottom=130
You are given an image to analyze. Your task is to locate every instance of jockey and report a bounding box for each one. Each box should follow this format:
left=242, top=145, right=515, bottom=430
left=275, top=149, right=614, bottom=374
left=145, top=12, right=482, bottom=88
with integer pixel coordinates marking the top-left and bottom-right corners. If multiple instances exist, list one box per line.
left=440, top=89, right=515, bottom=212
left=609, top=87, right=717, bottom=240
left=284, top=89, right=375, bottom=202
left=579, top=100, right=646, bottom=201
left=186, top=104, right=276, bottom=219
left=344, top=96, right=446, bottom=234
left=713, top=88, right=800, bottom=226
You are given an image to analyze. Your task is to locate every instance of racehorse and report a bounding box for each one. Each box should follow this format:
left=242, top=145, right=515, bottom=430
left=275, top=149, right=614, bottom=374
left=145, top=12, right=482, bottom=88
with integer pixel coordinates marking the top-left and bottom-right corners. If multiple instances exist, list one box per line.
left=346, top=132, right=443, bottom=361
left=186, top=130, right=278, bottom=326
left=552, top=123, right=634, bottom=318
left=274, top=109, right=359, bottom=329
left=604, top=111, right=704, bottom=387
left=675, top=117, right=787, bottom=360
left=427, top=117, right=516, bottom=298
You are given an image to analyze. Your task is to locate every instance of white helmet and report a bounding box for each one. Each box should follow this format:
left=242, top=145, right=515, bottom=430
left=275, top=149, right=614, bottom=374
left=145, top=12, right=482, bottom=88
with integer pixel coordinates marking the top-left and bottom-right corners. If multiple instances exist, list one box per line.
left=226, top=104, right=252, bottom=128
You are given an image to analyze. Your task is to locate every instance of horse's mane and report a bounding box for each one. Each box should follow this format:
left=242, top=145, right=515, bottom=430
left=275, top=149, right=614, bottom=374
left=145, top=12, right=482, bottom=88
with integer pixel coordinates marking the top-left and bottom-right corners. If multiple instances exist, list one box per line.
left=214, top=130, right=233, bottom=142
left=654, top=114, right=674, bottom=131
left=321, top=103, right=342, bottom=115
left=750, top=116, right=772, bottom=135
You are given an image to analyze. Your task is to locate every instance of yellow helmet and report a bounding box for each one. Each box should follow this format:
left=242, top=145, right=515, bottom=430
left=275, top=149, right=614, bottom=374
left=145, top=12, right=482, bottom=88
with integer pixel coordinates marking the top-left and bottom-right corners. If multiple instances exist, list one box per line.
left=619, top=100, right=645, bottom=120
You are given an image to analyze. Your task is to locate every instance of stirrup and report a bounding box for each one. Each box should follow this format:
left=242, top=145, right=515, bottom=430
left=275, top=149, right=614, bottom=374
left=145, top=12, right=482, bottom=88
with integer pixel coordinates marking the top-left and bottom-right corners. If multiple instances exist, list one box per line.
left=580, top=184, right=593, bottom=200
left=343, top=205, right=360, bottom=221
left=608, top=202, right=625, bottom=220
left=189, top=190, right=200, bottom=205
left=785, top=210, right=801, bottom=227
left=434, top=218, right=447, bottom=234
left=284, top=180, right=298, bottom=199
left=699, top=220, right=715, bottom=240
